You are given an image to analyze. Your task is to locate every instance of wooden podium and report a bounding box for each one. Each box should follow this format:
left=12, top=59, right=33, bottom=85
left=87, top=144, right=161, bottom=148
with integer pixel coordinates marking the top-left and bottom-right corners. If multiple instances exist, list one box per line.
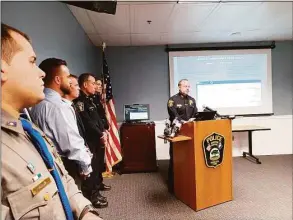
left=160, top=119, right=233, bottom=211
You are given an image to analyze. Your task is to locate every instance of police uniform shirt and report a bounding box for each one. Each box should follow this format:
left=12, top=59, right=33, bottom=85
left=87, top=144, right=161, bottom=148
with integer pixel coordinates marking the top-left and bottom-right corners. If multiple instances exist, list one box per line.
left=91, top=94, right=109, bottom=130
left=167, top=93, right=198, bottom=122
left=74, top=91, right=105, bottom=146
left=1, top=110, right=92, bottom=219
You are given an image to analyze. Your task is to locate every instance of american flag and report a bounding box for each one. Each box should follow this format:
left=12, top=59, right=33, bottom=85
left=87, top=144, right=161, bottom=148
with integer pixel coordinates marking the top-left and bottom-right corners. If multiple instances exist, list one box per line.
left=101, top=51, right=122, bottom=173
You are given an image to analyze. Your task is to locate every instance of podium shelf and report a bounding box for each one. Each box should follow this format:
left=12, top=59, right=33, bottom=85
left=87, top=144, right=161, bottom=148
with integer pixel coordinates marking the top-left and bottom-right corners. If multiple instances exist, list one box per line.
left=157, top=135, right=192, bottom=142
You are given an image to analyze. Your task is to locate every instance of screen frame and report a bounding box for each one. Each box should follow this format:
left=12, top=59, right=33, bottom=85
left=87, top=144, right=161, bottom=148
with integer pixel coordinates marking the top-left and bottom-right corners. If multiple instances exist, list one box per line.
left=123, top=104, right=150, bottom=121
left=168, top=48, right=273, bottom=116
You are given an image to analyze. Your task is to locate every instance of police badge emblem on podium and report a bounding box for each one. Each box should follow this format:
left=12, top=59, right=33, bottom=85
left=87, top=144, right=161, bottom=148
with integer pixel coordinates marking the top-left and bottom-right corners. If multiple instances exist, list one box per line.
left=202, top=132, right=225, bottom=168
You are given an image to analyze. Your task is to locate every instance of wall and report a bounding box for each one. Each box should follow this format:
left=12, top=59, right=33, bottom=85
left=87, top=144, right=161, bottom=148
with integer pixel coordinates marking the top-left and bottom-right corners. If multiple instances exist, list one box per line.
left=105, top=41, right=293, bottom=122
left=2, top=1, right=101, bottom=75
left=3, top=2, right=290, bottom=120
left=2, top=2, right=291, bottom=158
left=271, top=41, right=293, bottom=115
left=105, top=46, right=169, bottom=121
left=106, top=41, right=292, bottom=159
left=155, top=115, right=293, bottom=159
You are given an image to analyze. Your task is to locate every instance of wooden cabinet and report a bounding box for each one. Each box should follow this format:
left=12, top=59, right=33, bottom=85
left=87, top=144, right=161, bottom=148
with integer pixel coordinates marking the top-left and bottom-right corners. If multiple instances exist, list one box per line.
left=120, top=122, right=157, bottom=173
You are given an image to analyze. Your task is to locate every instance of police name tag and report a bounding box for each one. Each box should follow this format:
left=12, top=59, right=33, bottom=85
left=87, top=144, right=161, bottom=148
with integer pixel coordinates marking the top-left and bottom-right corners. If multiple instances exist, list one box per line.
left=31, top=177, right=51, bottom=196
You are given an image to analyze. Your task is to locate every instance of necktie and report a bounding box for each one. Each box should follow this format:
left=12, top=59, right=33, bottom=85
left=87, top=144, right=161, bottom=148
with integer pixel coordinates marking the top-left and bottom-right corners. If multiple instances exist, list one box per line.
left=21, top=119, right=74, bottom=220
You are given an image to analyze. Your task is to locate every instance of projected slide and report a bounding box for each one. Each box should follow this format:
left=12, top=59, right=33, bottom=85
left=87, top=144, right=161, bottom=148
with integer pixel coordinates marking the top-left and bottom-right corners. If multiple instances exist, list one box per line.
left=169, top=50, right=273, bottom=115
left=196, top=80, right=262, bottom=108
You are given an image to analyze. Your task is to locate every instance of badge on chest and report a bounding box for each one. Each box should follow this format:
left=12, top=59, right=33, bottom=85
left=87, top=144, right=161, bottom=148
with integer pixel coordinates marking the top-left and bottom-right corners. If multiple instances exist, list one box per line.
left=76, top=102, right=84, bottom=112
left=89, top=106, right=95, bottom=111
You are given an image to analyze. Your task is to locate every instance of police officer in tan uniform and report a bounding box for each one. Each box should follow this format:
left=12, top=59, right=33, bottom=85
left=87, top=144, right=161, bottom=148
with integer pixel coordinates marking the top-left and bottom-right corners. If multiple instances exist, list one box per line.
left=1, top=23, right=102, bottom=220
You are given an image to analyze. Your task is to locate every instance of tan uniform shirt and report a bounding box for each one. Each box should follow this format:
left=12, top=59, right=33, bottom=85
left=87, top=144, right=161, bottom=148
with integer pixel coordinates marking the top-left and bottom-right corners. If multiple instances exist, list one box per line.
left=1, top=110, right=91, bottom=220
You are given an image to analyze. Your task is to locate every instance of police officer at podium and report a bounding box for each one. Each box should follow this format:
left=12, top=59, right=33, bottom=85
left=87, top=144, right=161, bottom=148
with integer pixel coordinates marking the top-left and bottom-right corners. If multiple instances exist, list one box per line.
left=167, top=79, right=198, bottom=193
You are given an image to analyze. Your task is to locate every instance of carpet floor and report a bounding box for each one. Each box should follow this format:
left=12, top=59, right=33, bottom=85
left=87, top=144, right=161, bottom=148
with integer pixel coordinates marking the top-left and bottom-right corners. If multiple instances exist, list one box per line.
left=99, top=155, right=292, bottom=220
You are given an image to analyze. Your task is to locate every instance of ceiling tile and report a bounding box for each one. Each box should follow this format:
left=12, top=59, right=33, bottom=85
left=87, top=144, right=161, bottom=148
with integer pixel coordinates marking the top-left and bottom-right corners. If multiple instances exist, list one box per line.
left=221, top=0, right=292, bottom=2
left=71, top=2, right=293, bottom=46
left=130, top=3, right=175, bottom=34
left=238, top=2, right=293, bottom=31
left=88, top=34, right=103, bottom=46
left=67, top=5, right=96, bottom=34
left=217, top=28, right=293, bottom=42
left=219, top=30, right=271, bottom=42
left=161, top=32, right=222, bottom=44
left=87, top=4, right=130, bottom=35
left=165, top=3, right=218, bottom=33
left=118, top=0, right=176, bottom=2
left=199, top=2, right=262, bottom=32
left=268, top=28, right=293, bottom=40
left=131, top=33, right=163, bottom=46
left=178, top=0, right=220, bottom=2
left=98, top=34, right=131, bottom=46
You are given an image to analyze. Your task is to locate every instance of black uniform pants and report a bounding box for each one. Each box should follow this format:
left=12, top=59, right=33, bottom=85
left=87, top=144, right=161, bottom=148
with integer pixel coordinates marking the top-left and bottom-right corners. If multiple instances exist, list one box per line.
left=98, top=145, right=106, bottom=186
left=168, top=142, right=174, bottom=193
left=94, top=145, right=105, bottom=189
left=61, top=157, right=82, bottom=190
left=81, top=142, right=104, bottom=199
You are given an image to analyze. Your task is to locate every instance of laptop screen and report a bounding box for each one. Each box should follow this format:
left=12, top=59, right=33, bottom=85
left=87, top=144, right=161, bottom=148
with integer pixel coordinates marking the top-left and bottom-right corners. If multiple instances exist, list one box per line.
left=195, top=111, right=216, bottom=121
left=124, top=104, right=150, bottom=121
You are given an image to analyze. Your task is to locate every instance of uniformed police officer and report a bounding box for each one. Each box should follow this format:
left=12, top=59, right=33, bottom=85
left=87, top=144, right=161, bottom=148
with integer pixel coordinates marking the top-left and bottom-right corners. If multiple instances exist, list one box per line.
left=74, top=73, right=111, bottom=208
left=1, top=23, right=102, bottom=219
left=92, top=78, right=109, bottom=130
left=167, top=79, right=198, bottom=193
left=91, top=78, right=109, bottom=176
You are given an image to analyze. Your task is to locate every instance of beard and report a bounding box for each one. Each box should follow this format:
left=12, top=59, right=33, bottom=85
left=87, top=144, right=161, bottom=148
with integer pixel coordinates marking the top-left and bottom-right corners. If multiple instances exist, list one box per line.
left=60, top=83, right=71, bottom=95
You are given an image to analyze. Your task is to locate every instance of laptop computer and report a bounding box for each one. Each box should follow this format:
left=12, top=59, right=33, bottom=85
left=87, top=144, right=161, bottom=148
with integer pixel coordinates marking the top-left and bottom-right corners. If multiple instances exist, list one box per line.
left=194, top=111, right=217, bottom=121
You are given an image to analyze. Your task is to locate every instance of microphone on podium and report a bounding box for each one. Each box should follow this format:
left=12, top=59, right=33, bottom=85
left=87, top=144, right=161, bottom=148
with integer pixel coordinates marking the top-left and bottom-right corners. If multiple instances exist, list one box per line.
left=202, top=105, right=221, bottom=117
left=203, top=105, right=215, bottom=112
left=202, top=105, right=236, bottom=119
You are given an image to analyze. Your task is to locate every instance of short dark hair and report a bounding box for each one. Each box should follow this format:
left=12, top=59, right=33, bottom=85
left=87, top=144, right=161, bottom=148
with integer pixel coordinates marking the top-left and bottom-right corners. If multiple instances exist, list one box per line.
left=78, top=73, right=95, bottom=88
left=178, top=79, right=188, bottom=86
left=1, top=23, right=30, bottom=64
left=95, top=76, right=102, bottom=81
left=39, top=58, right=67, bottom=86
left=69, top=74, right=78, bottom=80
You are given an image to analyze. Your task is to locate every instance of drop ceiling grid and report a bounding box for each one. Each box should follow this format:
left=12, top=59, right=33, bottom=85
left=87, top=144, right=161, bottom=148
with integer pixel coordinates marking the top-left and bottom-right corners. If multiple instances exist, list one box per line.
left=67, top=2, right=293, bottom=46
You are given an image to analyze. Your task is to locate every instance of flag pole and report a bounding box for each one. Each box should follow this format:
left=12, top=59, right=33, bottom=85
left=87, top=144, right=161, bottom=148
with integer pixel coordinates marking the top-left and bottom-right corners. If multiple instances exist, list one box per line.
left=101, top=42, right=106, bottom=100
left=101, top=42, right=113, bottom=178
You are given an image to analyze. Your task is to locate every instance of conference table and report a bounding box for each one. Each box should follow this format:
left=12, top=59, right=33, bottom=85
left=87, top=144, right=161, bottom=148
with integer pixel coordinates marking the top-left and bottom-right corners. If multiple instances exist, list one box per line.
left=232, top=125, right=271, bottom=164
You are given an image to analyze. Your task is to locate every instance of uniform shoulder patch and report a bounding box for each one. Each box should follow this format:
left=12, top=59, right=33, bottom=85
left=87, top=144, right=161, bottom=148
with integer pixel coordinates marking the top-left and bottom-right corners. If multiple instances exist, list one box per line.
left=168, top=99, right=174, bottom=107
left=189, top=99, right=193, bottom=105
left=76, top=102, right=84, bottom=112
